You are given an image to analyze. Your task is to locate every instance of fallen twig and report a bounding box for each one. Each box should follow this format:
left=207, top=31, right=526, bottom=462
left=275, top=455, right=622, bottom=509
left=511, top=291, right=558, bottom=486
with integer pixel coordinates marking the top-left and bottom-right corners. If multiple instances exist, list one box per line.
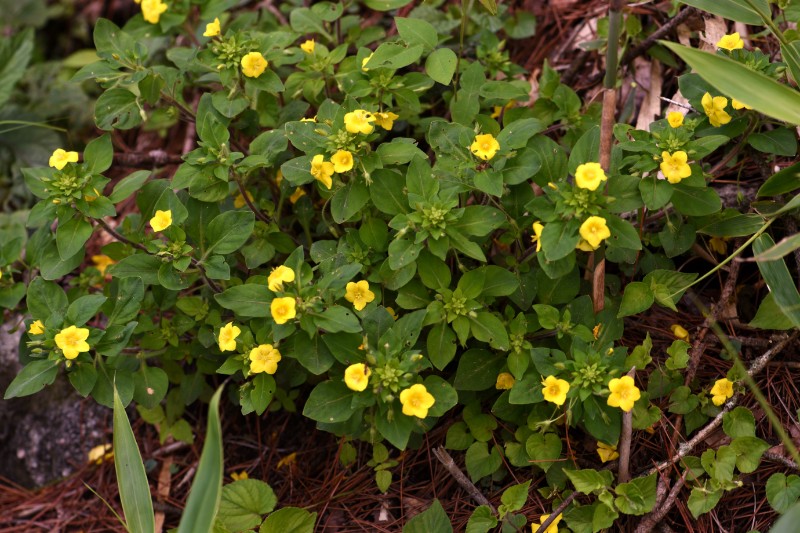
left=431, top=446, right=496, bottom=513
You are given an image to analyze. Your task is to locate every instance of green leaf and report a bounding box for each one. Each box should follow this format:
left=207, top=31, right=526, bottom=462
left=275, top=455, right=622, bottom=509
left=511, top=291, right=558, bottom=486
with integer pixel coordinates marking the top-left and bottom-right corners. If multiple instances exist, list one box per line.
left=214, top=284, right=272, bottom=318
left=772, top=502, right=800, bottom=533
left=367, top=42, right=424, bottom=70
left=363, top=0, right=412, bottom=11
left=465, top=442, right=503, bottom=482
left=84, top=134, right=114, bottom=174
left=95, top=88, right=142, bottom=130
left=0, top=28, right=34, bottom=109
left=749, top=128, right=798, bottom=156
left=687, top=485, right=723, bottom=518
left=759, top=161, right=800, bottom=197
left=403, top=499, right=453, bottom=533
left=469, top=312, right=509, bottom=350
left=56, top=218, right=93, bottom=261
left=425, top=48, right=457, bottom=85
left=133, top=365, right=168, bottom=409
left=465, top=506, right=498, bottom=533
left=259, top=507, right=317, bottom=533
left=663, top=41, right=800, bottom=125
left=423, top=375, right=458, bottom=417
left=644, top=269, right=698, bottom=311
left=500, top=480, right=531, bottom=513
left=250, top=374, right=276, bottom=415
left=303, top=381, right=354, bottom=423
left=427, top=323, right=457, bottom=370
left=750, top=232, right=800, bottom=262
left=678, top=0, right=769, bottom=25
left=541, top=219, right=580, bottom=261
left=4, top=360, right=59, bottom=399
left=723, top=406, right=755, bottom=438
left=217, top=479, right=277, bottom=531
left=671, top=185, right=722, bottom=216
left=525, top=432, right=562, bottom=472
left=614, top=473, right=657, bottom=516
left=331, top=181, right=370, bottom=224
left=69, top=363, right=98, bottom=397
left=113, top=384, right=154, bottom=532
left=564, top=468, right=614, bottom=494
left=753, top=234, right=800, bottom=328
left=617, top=282, right=654, bottom=317
left=749, top=292, right=795, bottom=330
left=26, top=276, right=68, bottom=321
left=454, top=349, right=505, bottom=391
left=109, top=171, right=151, bottom=204
left=767, top=473, right=800, bottom=514
left=66, top=294, right=108, bottom=326
left=205, top=211, right=255, bottom=255
left=109, top=254, right=162, bottom=285
left=697, top=213, right=765, bottom=237
left=313, top=306, right=362, bottom=333
left=730, top=436, right=769, bottom=473
left=177, top=385, right=224, bottom=533
left=396, top=17, right=438, bottom=51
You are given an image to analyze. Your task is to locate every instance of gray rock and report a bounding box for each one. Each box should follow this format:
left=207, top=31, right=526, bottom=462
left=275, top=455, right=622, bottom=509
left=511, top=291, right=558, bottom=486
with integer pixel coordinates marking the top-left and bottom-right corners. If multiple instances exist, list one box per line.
left=0, top=316, right=111, bottom=488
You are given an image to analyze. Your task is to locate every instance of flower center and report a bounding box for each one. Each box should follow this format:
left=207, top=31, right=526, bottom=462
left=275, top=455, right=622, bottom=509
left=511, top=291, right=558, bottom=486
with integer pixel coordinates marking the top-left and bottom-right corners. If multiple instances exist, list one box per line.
left=619, top=389, right=629, bottom=400
left=548, top=385, right=560, bottom=396
left=481, top=142, right=491, bottom=150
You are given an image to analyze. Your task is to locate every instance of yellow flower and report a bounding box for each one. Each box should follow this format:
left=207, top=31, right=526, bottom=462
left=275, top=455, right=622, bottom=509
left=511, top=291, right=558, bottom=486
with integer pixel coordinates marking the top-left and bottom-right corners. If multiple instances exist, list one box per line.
left=300, top=39, right=315, bottom=54
left=88, top=443, right=113, bottom=465
left=49, top=148, right=79, bottom=170
left=29, top=320, right=45, bottom=335
left=241, top=52, right=268, bottom=78
left=249, top=344, right=282, bottom=374
left=91, top=255, right=115, bottom=275
left=361, top=53, right=373, bottom=71
left=218, top=322, right=240, bottom=352
left=709, top=236, right=727, bottom=255
left=597, top=442, right=619, bottom=463
left=399, top=383, right=436, bottom=418
left=373, top=111, right=399, bottom=130
left=234, top=190, right=253, bottom=208
left=55, top=325, right=91, bottom=360
left=344, top=109, right=376, bottom=134
left=716, top=33, right=744, bottom=51
left=300, top=116, right=317, bottom=122
left=275, top=169, right=283, bottom=185
left=574, top=162, right=607, bottom=191
left=710, top=378, right=734, bottom=406
left=386, top=307, right=398, bottom=320
left=289, top=188, right=306, bottom=204
left=150, top=209, right=172, bottom=232
left=331, top=150, right=354, bottom=173
left=670, top=324, right=690, bottom=342
left=533, top=513, right=562, bottom=533
left=495, top=372, right=516, bottom=390
left=607, top=375, right=641, bottom=412
left=701, top=93, right=732, bottom=128
left=268, top=265, right=295, bottom=292
left=531, top=221, right=544, bottom=252
left=310, top=154, right=335, bottom=189
left=277, top=452, right=296, bottom=469
left=231, top=470, right=249, bottom=481
left=470, top=133, right=500, bottom=161
left=541, top=375, right=570, bottom=406
left=732, top=99, right=752, bottom=110
left=345, top=280, right=375, bottom=311
left=344, top=363, right=372, bottom=391
left=579, top=216, right=611, bottom=249
left=660, top=151, right=692, bottom=184
left=203, top=17, right=221, bottom=37
left=271, top=297, right=297, bottom=324
left=491, top=101, right=515, bottom=119
left=667, top=111, right=684, bottom=128
left=141, top=0, right=168, bottom=24
left=576, top=239, right=595, bottom=252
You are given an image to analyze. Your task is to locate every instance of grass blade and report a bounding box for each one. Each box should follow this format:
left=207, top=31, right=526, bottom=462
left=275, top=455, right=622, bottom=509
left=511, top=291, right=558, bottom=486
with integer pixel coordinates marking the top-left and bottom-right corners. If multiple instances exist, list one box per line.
left=662, top=42, right=800, bottom=125
left=177, top=385, right=225, bottom=533
left=753, top=234, right=800, bottom=328
left=113, top=385, right=155, bottom=533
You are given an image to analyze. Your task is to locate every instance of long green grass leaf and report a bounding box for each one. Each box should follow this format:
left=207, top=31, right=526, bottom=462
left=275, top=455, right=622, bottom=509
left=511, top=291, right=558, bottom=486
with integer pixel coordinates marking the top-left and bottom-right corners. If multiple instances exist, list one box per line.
left=679, top=0, right=769, bottom=25
left=177, top=385, right=225, bottom=533
left=753, top=234, right=800, bottom=328
left=113, top=385, right=155, bottom=533
left=749, top=233, right=800, bottom=262
left=662, top=42, right=800, bottom=125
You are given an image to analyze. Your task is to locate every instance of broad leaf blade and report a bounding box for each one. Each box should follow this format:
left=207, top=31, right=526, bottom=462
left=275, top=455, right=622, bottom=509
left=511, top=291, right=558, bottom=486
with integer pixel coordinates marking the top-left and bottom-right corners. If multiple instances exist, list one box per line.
left=663, top=42, right=800, bottom=126
left=113, top=384, right=155, bottom=533
left=753, top=234, right=800, bottom=328
left=178, top=386, right=225, bottom=533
